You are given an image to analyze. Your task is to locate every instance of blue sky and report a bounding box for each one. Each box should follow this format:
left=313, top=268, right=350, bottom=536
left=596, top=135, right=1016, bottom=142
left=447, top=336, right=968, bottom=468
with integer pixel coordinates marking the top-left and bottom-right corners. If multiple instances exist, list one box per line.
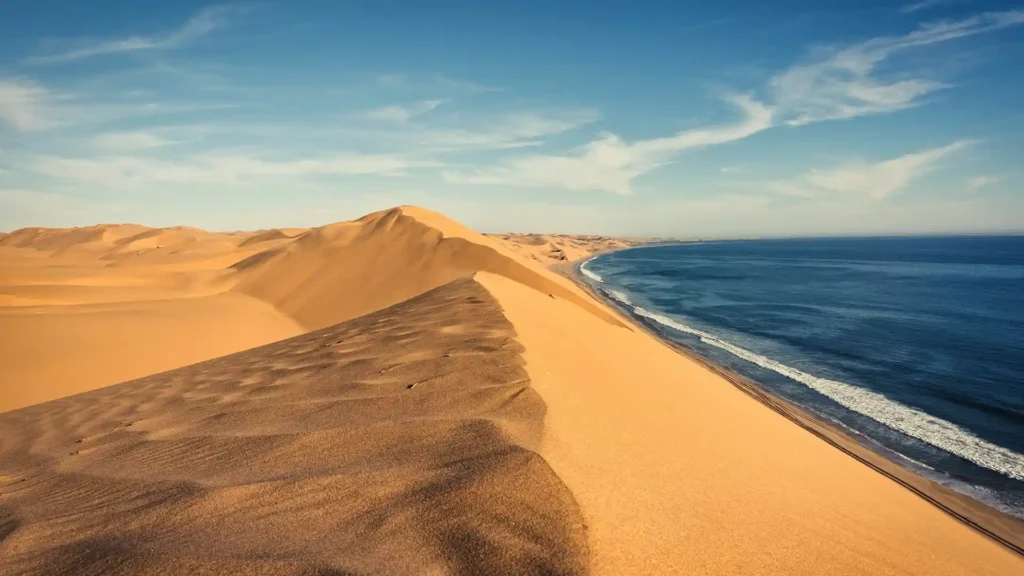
left=1, top=0, right=1022, bottom=237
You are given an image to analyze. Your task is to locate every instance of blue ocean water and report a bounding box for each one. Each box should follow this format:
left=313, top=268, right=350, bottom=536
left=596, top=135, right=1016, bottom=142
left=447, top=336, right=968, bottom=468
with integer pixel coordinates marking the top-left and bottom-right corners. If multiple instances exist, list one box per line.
left=580, top=236, right=1024, bottom=516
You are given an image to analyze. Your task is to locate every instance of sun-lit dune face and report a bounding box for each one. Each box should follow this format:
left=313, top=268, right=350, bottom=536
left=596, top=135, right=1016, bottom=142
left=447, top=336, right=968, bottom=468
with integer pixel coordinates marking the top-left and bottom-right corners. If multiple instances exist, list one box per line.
left=0, top=206, right=622, bottom=411
left=231, top=206, right=624, bottom=331
left=0, top=279, right=589, bottom=575
left=2, top=206, right=1023, bottom=576
left=0, top=222, right=310, bottom=411
left=237, top=229, right=292, bottom=247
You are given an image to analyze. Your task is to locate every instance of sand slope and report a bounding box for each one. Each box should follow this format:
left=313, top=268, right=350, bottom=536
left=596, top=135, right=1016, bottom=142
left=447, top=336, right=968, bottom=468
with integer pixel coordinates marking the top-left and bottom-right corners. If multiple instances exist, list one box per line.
left=0, top=225, right=303, bottom=411
left=486, top=233, right=648, bottom=268
left=0, top=293, right=304, bottom=412
left=1, top=208, right=623, bottom=411
left=1, top=207, right=1022, bottom=575
left=0, top=279, right=587, bottom=575
left=478, top=271, right=1024, bottom=575
left=232, top=207, right=623, bottom=331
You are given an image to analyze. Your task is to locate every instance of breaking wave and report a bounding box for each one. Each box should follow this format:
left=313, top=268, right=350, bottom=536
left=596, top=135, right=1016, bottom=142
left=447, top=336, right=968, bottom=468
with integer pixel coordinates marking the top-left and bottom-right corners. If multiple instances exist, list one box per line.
left=579, top=259, right=603, bottom=283
left=607, top=296, right=1024, bottom=481
left=602, top=288, right=633, bottom=306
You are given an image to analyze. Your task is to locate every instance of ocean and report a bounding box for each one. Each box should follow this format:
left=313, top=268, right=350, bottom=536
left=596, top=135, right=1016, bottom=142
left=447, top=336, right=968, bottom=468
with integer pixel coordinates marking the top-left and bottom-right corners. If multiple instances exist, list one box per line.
left=579, top=236, right=1024, bottom=517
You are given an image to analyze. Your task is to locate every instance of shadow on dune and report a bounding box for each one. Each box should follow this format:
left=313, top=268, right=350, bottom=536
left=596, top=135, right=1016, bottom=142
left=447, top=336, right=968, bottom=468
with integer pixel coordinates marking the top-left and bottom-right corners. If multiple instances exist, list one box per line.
left=0, top=278, right=588, bottom=575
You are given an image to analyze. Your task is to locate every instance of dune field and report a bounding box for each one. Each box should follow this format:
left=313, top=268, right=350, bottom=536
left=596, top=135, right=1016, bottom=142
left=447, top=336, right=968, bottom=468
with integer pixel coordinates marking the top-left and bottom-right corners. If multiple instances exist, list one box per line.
left=1, top=206, right=1022, bottom=575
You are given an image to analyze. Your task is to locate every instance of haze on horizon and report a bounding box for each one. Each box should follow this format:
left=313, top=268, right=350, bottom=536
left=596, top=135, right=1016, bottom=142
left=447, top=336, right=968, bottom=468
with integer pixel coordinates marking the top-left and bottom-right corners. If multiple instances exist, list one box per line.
left=1, top=0, right=1022, bottom=238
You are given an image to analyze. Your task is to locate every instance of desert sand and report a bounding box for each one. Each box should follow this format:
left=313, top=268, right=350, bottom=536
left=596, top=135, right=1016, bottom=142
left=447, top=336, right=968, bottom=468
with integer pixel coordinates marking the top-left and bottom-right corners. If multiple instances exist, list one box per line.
left=485, top=233, right=649, bottom=268
left=1, top=206, right=1022, bottom=575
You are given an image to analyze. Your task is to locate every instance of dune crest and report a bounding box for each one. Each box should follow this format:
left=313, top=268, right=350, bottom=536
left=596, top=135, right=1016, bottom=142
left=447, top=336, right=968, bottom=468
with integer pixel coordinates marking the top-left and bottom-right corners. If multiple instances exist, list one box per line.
left=2, top=206, right=1023, bottom=575
left=1, top=207, right=621, bottom=411
left=487, top=232, right=649, bottom=267
left=0, top=279, right=588, bottom=574
left=231, top=206, right=623, bottom=330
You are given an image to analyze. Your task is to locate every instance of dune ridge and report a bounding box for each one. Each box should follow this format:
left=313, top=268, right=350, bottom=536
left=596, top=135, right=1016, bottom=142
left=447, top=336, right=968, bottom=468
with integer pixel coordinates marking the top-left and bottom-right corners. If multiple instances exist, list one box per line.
left=1, top=206, right=1022, bottom=575
left=478, top=270, right=1024, bottom=575
left=1, top=207, right=620, bottom=412
left=487, top=232, right=650, bottom=268
left=231, top=206, right=624, bottom=330
left=0, top=278, right=587, bottom=574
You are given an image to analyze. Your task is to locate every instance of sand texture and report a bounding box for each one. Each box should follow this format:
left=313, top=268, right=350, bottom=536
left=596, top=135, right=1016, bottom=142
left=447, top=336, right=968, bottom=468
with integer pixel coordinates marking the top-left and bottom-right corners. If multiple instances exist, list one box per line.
left=0, top=208, right=618, bottom=411
left=485, top=233, right=649, bottom=268
left=1, top=206, right=1022, bottom=575
left=478, top=271, right=1024, bottom=575
left=0, top=278, right=587, bottom=575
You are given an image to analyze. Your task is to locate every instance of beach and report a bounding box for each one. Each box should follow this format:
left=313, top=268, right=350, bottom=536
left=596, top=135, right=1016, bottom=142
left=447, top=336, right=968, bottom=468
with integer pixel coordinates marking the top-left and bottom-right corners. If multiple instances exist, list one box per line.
left=565, top=252, right=1024, bottom=556
left=1, top=206, right=1022, bottom=575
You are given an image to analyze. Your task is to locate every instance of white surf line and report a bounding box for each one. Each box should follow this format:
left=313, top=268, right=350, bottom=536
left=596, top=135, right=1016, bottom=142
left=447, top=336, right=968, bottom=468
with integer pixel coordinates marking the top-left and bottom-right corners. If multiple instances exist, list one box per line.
left=578, top=258, right=603, bottom=283
left=600, top=287, right=1024, bottom=482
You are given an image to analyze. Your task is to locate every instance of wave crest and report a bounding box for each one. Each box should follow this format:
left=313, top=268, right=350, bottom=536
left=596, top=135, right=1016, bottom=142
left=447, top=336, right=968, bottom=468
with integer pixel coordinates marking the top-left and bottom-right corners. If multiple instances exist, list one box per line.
left=579, top=259, right=603, bottom=283
left=602, top=288, right=633, bottom=306
left=620, top=305, right=1024, bottom=481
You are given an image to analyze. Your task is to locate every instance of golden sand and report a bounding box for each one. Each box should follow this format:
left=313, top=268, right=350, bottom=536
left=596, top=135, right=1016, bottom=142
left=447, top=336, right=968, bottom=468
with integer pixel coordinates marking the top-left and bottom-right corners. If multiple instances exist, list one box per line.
left=1, top=207, right=1021, bottom=574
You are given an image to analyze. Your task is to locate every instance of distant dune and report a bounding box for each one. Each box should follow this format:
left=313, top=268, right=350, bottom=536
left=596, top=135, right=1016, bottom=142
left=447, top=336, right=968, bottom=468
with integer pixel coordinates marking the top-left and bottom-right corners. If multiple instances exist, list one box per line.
left=0, top=207, right=620, bottom=411
left=487, top=232, right=648, bottom=267
left=1, top=207, right=1021, bottom=575
left=232, top=207, right=621, bottom=330
left=237, top=228, right=294, bottom=247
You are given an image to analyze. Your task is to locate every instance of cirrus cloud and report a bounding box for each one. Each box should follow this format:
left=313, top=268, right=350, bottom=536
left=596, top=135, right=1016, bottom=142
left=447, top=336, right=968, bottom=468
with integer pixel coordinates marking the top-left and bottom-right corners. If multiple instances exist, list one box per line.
left=25, top=5, right=243, bottom=65
left=443, top=94, right=772, bottom=194
left=766, top=140, right=975, bottom=200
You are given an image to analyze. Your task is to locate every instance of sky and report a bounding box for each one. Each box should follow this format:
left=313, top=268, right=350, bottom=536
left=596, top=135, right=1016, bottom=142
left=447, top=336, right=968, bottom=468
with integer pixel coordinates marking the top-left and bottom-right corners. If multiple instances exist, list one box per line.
left=1, top=0, right=1022, bottom=237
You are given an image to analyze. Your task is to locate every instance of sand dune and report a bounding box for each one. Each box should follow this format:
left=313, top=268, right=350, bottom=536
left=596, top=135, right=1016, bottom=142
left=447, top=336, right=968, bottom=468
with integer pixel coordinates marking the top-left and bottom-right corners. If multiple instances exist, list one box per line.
left=1, top=206, right=1022, bottom=574
left=0, top=208, right=621, bottom=411
left=479, top=271, right=1024, bottom=575
left=232, top=207, right=622, bottom=330
left=0, top=279, right=586, bottom=574
left=0, top=293, right=304, bottom=412
left=486, top=232, right=648, bottom=268
left=237, top=228, right=294, bottom=247
left=0, top=224, right=304, bottom=411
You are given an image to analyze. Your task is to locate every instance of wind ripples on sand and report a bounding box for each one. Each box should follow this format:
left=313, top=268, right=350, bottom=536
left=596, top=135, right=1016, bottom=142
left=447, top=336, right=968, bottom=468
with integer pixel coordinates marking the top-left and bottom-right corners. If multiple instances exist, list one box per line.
left=597, top=280, right=1024, bottom=481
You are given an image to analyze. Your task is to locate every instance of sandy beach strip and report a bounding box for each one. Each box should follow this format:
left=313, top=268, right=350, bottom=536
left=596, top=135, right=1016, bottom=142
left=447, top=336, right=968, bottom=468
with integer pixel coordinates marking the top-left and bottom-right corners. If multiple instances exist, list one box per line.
left=477, top=268, right=1024, bottom=575
left=565, top=255, right=1024, bottom=553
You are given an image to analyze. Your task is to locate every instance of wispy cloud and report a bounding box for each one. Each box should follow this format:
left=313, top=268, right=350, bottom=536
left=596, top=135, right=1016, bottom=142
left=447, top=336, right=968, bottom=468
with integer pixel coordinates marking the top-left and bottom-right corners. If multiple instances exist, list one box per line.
left=90, top=131, right=173, bottom=152
left=415, top=110, right=601, bottom=151
left=330, top=108, right=600, bottom=152
left=363, top=100, right=445, bottom=122
left=0, top=78, right=61, bottom=131
left=26, top=5, right=241, bottom=64
left=373, top=74, right=501, bottom=94
left=966, top=174, right=1000, bottom=190
left=29, top=152, right=442, bottom=190
left=444, top=94, right=772, bottom=194
left=436, top=75, right=502, bottom=94
left=446, top=11, right=1020, bottom=194
left=0, top=78, right=238, bottom=133
left=770, top=10, right=1024, bottom=125
left=767, top=140, right=974, bottom=200
left=0, top=189, right=122, bottom=230
left=901, top=0, right=964, bottom=14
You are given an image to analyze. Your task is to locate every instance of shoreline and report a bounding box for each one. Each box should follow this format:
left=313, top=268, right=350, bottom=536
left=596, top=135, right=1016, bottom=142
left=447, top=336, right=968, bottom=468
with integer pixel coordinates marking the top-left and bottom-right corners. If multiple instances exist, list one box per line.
left=562, top=249, right=1024, bottom=556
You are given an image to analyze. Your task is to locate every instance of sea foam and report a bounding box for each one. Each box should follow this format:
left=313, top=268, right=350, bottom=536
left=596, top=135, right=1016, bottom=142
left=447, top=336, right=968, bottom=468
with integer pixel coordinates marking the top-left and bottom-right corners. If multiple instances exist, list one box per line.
left=611, top=302, right=1024, bottom=482
left=603, top=288, right=633, bottom=306
left=579, top=259, right=603, bottom=283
